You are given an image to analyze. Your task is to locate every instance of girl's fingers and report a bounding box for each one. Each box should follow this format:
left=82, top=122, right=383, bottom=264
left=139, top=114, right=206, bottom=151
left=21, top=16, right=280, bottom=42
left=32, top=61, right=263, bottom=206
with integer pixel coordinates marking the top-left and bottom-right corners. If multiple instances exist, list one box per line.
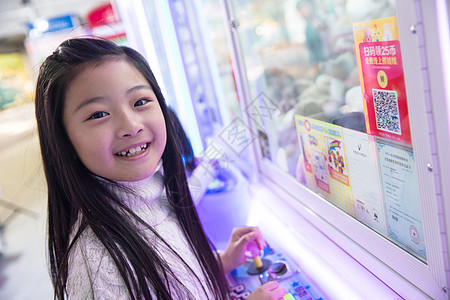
left=245, top=227, right=265, bottom=249
left=261, top=281, right=279, bottom=291
left=233, top=226, right=255, bottom=236
left=236, top=231, right=256, bottom=250
left=261, top=281, right=287, bottom=299
left=254, top=228, right=266, bottom=249
left=232, top=226, right=266, bottom=250
left=273, top=287, right=287, bottom=298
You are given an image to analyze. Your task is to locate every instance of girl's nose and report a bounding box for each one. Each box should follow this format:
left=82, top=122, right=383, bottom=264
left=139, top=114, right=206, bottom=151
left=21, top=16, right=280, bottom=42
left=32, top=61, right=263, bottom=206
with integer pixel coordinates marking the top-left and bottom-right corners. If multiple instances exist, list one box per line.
left=116, top=111, right=143, bottom=137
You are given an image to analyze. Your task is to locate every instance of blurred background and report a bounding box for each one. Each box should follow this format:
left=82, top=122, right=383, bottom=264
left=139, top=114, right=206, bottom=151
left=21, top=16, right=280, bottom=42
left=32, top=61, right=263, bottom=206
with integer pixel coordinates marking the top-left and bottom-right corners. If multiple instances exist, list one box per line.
left=0, top=1, right=111, bottom=299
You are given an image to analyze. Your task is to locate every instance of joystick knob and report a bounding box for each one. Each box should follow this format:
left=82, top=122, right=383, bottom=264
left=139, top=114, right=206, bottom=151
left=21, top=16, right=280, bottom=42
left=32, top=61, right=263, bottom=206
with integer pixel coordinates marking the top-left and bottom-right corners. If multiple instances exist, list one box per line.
left=245, top=241, right=271, bottom=275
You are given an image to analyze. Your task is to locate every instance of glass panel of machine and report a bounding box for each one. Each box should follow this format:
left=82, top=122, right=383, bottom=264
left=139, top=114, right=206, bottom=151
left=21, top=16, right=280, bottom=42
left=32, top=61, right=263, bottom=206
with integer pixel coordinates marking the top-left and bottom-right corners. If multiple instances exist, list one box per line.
left=231, top=0, right=426, bottom=261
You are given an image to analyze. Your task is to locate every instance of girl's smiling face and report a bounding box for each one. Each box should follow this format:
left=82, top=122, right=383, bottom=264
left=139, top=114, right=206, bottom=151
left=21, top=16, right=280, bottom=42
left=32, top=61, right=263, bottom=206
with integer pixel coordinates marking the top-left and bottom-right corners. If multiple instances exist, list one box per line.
left=63, top=59, right=167, bottom=182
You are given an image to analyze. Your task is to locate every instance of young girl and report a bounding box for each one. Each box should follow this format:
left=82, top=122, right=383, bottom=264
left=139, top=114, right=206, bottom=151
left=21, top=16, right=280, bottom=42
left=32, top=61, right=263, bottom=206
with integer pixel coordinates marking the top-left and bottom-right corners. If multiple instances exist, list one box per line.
left=35, top=38, right=286, bottom=299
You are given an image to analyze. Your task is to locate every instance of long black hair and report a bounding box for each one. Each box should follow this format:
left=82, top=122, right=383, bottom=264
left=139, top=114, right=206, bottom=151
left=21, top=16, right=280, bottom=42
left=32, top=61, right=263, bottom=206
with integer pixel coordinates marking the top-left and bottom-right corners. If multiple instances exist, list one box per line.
left=35, top=37, right=229, bottom=299
left=166, top=107, right=197, bottom=172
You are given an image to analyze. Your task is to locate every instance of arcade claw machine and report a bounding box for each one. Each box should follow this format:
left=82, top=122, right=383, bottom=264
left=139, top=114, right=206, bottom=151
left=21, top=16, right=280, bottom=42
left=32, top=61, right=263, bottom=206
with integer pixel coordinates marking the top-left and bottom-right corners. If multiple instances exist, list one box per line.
left=219, top=0, right=450, bottom=299
left=116, top=0, right=450, bottom=299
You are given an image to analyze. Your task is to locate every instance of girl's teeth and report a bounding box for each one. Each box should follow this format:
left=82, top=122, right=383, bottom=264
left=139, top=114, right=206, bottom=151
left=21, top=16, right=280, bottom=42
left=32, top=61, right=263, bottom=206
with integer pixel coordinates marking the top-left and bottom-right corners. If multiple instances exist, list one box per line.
left=118, top=144, right=148, bottom=157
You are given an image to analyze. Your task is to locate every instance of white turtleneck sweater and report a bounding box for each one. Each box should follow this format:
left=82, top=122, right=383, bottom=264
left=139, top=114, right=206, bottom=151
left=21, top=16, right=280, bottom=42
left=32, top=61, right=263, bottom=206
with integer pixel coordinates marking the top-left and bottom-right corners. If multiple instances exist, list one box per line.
left=66, top=164, right=214, bottom=299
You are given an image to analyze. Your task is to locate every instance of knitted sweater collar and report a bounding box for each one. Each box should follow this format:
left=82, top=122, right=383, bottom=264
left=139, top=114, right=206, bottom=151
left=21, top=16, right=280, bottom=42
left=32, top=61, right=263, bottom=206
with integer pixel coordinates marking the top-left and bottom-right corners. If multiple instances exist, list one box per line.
left=112, top=160, right=170, bottom=226
left=118, top=160, right=163, bottom=200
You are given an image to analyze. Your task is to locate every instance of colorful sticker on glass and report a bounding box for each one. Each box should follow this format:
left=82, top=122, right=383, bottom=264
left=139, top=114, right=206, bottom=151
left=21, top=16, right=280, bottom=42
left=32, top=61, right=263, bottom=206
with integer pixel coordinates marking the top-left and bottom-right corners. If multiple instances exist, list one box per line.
left=353, top=16, right=411, bottom=145
left=295, top=115, right=355, bottom=215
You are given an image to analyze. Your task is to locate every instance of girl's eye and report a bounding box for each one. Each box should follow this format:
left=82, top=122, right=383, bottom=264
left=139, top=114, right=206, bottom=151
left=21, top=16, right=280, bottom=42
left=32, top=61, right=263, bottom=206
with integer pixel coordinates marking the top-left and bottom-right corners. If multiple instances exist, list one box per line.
left=88, top=112, right=108, bottom=120
left=134, top=99, right=150, bottom=107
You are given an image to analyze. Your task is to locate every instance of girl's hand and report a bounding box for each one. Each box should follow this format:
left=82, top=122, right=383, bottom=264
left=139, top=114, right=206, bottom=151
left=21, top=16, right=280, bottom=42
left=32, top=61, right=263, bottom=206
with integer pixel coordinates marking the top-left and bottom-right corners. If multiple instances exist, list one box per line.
left=247, top=281, right=287, bottom=300
left=219, top=226, right=266, bottom=273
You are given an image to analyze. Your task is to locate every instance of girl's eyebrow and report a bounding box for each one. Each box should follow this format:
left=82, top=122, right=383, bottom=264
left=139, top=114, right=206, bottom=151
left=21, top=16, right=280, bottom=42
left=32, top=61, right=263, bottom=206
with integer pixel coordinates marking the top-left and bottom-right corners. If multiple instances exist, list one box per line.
left=126, top=85, right=153, bottom=95
left=75, top=96, right=107, bottom=112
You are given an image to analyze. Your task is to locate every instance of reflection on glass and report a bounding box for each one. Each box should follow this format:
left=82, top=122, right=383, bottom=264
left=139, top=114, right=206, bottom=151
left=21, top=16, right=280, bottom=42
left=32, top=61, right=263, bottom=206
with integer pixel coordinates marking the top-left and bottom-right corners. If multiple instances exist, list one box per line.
left=195, top=0, right=243, bottom=122
left=232, top=0, right=397, bottom=173
left=201, top=1, right=242, bottom=121
left=230, top=0, right=426, bottom=261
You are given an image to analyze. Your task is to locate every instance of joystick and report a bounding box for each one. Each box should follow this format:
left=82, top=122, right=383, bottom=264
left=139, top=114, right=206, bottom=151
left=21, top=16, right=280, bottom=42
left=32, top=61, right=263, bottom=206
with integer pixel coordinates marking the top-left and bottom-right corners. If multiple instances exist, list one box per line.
left=245, top=241, right=271, bottom=275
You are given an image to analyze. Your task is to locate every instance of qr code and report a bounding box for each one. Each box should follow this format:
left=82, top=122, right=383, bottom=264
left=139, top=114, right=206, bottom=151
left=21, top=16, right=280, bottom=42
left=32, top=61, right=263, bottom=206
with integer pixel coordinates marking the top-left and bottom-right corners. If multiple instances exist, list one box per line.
left=372, top=88, right=401, bottom=134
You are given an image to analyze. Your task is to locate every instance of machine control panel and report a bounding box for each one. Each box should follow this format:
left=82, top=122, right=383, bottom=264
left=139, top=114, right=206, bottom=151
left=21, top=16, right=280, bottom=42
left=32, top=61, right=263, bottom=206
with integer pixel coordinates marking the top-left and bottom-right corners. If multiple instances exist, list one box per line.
left=227, top=243, right=326, bottom=300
